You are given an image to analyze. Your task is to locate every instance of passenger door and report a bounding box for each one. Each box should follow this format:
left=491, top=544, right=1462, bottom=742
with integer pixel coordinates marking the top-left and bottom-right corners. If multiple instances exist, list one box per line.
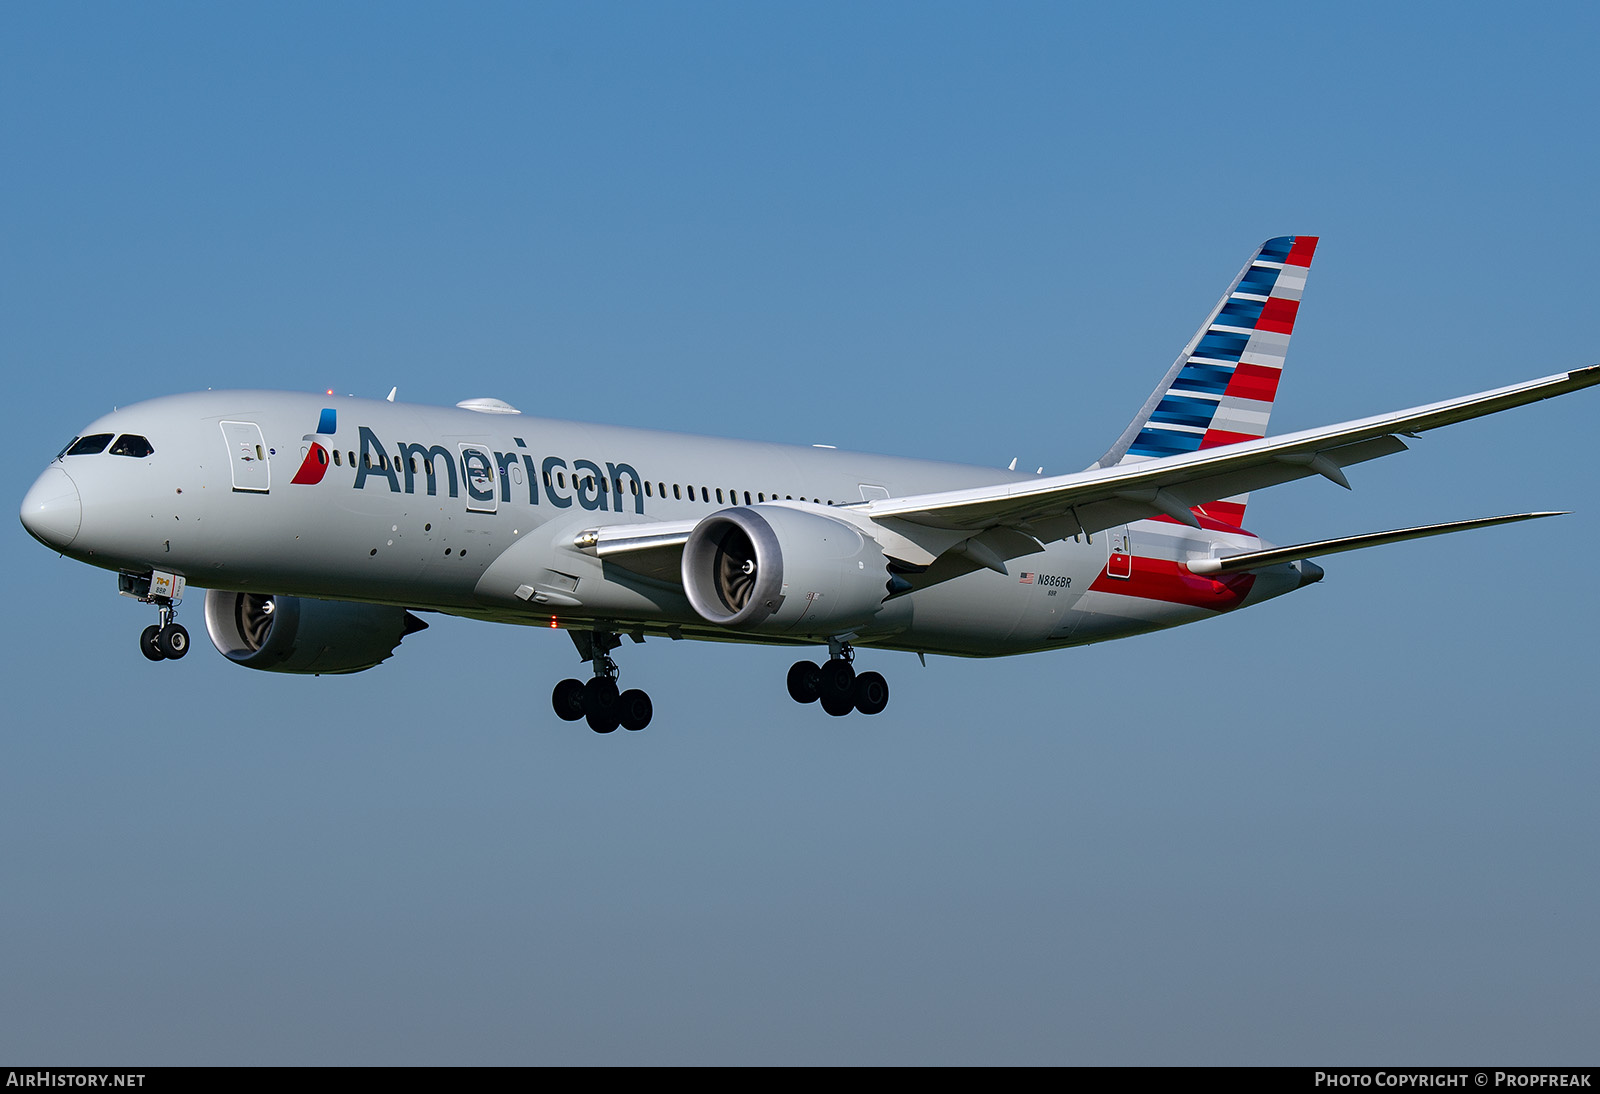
left=219, top=421, right=270, bottom=493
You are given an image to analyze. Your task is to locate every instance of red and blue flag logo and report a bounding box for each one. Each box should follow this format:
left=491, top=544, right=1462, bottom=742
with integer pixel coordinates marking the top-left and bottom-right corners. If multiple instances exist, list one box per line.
left=290, top=408, right=338, bottom=485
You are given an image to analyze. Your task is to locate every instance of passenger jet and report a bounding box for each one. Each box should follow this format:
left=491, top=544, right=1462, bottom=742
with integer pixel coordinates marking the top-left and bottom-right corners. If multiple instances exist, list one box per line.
left=20, top=237, right=1599, bottom=732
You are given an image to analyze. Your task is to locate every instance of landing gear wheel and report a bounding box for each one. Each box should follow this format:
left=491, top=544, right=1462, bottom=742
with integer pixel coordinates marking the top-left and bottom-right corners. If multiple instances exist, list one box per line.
left=552, top=678, right=587, bottom=722
left=820, top=691, right=855, bottom=717
left=584, top=677, right=621, bottom=734
left=556, top=630, right=653, bottom=734
left=618, top=689, right=653, bottom=731
left=852, top=671, right=889, bottom=715
left=156, top=623, right=189, bottom=659
left=586, top=711, right=620, bottom=733
left=787, top=660, right=821, bottom=704
left=140, top=625, right=166, bottom=662
left=818, top=659, right=856, bottom=708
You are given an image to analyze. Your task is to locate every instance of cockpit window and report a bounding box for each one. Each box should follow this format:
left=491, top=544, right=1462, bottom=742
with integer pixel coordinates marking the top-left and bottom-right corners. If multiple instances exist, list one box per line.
left=56, top=437, right=80, bottom=459
left=65, top=434, right=113, bottom=456
left=109, top=434, right=155, bottom=458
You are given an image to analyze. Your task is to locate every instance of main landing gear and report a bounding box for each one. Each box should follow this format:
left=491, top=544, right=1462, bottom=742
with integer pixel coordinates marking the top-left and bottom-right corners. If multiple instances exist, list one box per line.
left=786, top=639, right=889, bottom=717
left=551, top=629, right=653, bottom=734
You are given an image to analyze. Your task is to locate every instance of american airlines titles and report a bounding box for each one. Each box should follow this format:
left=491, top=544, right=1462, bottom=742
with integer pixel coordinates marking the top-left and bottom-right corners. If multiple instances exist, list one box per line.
left=350, top=426, right=645, bottom=514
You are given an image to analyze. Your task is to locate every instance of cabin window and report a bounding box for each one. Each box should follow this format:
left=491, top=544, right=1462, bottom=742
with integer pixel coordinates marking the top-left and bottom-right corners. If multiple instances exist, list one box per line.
left=109, top=435, right=154, bottom=458
left=716, top=488, right=724, bottom=504
left=701, top=486, right=709, bottom=502
left=66, top=434, right=113, bottom=456
left=673, top=484, right=682, bottom=500
left=644, top=481, right=653, bottom=498
left=630, top=480, right=639, bottom=496
left=333, top=450, right=342, bottom=467
left=744, top=491, right=752, bottom=505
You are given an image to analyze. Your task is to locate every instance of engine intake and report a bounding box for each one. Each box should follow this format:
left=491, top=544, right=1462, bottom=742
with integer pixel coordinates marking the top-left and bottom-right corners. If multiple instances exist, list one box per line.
left=682, top=506, right=889, bottom=635
left=204, top=591, right=426, bottom=674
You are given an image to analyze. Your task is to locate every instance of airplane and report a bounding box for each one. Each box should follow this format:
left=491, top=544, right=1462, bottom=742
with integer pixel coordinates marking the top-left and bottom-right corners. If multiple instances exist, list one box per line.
left=19, top=236, right=1600, bottom=733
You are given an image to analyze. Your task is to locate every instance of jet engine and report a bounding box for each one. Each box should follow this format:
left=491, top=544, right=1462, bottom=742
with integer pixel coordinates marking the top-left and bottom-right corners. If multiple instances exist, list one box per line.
left=681, top=505, right=891, bottom=635
left=203, top=590, right=427, bottom=674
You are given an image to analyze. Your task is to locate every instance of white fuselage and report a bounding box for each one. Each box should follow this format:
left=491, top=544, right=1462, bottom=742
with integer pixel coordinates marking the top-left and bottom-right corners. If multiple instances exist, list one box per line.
left=25, top=390, right=1307, bottom=659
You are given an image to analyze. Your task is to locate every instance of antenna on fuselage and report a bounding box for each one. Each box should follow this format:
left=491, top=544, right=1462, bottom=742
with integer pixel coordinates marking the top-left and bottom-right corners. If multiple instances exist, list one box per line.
left=387, top=387, right=397, bottom=402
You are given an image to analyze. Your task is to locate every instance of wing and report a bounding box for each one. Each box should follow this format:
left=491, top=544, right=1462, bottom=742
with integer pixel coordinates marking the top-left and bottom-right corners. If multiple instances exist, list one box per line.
left=581, top=365, right=1599, bottom=579
left=858, top=366, right=1600, bottom=551
left=573, top=520, right=698, bottom=584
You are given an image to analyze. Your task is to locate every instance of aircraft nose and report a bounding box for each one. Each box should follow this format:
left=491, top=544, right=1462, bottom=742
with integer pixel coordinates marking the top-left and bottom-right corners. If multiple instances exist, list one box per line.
left=20, top=466, right=82, bottom=550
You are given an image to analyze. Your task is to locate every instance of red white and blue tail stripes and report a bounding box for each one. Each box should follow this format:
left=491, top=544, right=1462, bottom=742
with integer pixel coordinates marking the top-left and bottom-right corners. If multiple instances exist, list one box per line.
left=1095, top=235, right=1317, bottom=526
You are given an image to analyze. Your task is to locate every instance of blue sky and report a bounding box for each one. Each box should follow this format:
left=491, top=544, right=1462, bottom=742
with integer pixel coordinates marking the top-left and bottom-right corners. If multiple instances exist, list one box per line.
left=4, top=2, right=1598, bottom=1064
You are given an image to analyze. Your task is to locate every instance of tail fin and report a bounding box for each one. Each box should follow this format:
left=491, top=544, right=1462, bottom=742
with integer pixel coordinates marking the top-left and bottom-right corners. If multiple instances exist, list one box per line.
left=1093, top=235, right=1318, bottom=525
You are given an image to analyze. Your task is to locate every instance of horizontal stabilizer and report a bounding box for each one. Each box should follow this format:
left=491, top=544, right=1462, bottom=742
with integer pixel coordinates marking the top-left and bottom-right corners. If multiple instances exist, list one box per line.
left=1186, top=511, right=1566, bottom=575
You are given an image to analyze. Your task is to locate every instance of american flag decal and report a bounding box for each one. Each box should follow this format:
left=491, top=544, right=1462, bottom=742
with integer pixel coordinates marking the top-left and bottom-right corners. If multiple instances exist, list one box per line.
left=1019, top=573, right=1034, bottom=584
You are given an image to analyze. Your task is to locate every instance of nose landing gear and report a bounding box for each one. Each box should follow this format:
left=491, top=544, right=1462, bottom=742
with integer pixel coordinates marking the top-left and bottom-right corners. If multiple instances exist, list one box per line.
left=786, top=638, right=889, bottom=717
left=140, top=616, right=190, bottom=661
left=551, top=629, right=653, bottom=733
left=124, top=571, right=189, bottom=662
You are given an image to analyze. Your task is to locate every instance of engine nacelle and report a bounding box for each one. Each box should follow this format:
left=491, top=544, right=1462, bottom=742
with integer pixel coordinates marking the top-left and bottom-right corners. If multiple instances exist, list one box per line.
left=681, top=505, right=890, bottom=635
left=203, top=591, right=427, bottom=674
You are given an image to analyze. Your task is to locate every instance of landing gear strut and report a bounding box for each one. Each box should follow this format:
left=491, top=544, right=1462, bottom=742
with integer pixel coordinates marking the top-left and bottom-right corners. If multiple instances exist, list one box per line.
left=787, top=638, right=889, bottom=717
left=551, top=629, right=653, bottom=734
left=128, top=575, right=189, bottom=662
